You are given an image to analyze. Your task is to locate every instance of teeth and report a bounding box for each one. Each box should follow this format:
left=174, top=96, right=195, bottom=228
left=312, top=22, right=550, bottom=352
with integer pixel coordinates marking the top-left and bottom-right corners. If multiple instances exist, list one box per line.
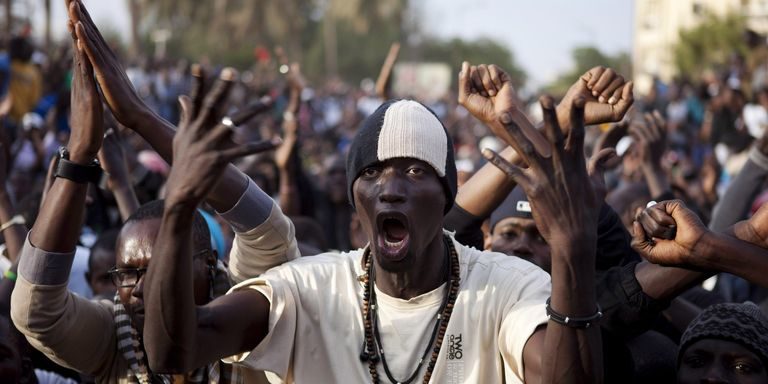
left=384, top=238, right=404, bottom=248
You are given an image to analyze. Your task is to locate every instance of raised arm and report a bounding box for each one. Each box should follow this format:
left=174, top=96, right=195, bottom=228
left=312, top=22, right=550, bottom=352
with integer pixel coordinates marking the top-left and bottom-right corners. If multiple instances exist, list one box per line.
left=11, top=21, right=118, bottom=376
left=463, top=62, right=602, bottom=383
left=66, top=0, right=247, bottom=212
left=98, top=127, right=140, bottom=221
left=274, top=61, right=305, bottom=216
left=453, top=64, right=633, bottom=220
left=144, top=70, right=278, bottom=372
left=632, top=200, right=768, bottom=287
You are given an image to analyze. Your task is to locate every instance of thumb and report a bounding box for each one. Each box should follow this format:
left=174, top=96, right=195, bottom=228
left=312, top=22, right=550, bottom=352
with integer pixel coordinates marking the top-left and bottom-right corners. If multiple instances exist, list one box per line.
left=614, top=81, right=634, bottom=118
left=630, top=220, right=654, bottom=256
left=457, top=61, right=471, bottom=104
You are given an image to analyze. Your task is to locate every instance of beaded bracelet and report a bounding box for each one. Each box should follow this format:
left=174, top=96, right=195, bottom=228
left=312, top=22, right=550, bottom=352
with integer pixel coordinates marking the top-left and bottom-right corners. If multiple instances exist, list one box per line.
left=3, top=269, right=16, bottom=282
left=546, top=297, right=603, bottom=328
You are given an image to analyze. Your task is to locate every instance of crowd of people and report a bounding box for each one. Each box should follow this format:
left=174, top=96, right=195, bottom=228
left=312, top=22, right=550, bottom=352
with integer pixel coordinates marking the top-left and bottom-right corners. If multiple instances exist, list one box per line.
left=0, top=0, right=768, bottom=383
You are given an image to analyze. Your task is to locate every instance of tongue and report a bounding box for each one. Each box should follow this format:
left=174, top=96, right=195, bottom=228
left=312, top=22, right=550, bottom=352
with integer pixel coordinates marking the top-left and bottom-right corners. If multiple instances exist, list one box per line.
left=384, top=220, right=408, bottom=241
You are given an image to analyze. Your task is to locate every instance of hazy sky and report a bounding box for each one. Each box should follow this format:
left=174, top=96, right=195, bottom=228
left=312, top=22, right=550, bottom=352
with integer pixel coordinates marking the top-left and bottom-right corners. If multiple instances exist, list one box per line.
left=29, top=0, right=633, bottom=88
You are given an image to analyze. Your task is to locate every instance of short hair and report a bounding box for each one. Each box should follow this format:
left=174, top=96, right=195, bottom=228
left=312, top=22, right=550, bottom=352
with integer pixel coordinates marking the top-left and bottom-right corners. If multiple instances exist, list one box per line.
left=89, top=228, right=120, bottom=271
left=124, top=200, right=212, bottom=257
left=9, top=36, right=33, bottom=62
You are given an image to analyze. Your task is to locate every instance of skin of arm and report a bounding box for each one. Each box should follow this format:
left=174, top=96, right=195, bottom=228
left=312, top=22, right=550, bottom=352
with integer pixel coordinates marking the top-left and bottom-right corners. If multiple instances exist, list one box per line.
left=633, top=200, right=768, bottom=287
left=274, top=63, right=303, bottom=216
left=67, top=0, right=247, bottom=213
left=143, top=69, right=279, bottom=372
left=98, top=128, right=140, bottom=221
left=464, top=62, right=603, bottom=382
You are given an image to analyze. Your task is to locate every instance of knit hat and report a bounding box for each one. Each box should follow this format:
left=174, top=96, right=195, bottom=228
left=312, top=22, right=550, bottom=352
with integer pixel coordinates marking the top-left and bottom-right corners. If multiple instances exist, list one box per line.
left=346, top=99, right=457, bottom=214
left=490, top=186, right=533, bottom=231
left=678, top=302, right=768, bottom=366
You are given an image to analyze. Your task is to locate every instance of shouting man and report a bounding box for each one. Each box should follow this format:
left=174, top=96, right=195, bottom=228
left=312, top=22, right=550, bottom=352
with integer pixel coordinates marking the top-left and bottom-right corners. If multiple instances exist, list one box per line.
left=144, top=60, right=604, bottom=383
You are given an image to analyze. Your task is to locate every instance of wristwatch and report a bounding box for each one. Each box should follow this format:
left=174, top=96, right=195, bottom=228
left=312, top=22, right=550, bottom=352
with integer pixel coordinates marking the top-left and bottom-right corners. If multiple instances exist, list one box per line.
left=54, top=147, right=103, bottom=184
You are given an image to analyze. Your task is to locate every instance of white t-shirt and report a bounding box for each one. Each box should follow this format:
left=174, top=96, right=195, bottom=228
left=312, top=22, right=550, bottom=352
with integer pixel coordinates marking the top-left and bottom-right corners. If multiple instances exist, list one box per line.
left=226, top=233, right=550, bottom=383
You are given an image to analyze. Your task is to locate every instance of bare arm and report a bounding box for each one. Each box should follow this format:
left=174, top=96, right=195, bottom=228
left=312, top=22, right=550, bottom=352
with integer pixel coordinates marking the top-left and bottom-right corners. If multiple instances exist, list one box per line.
left=98, top=128, right=139, bottom=221
left=144, top=69, right=278, bottom=372
left=274, top=63, right=304, bottom=216
left=466, top=62, right=602, bottom=382
left=68, top=0, right=250, bottom=212
left=633, top=200, right=768, bottom=288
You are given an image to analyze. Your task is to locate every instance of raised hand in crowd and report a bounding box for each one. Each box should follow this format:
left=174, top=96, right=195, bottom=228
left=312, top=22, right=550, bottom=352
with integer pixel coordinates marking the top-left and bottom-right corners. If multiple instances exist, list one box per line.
left=375, top=42, right=400, bottom=100
left=144, top=68, right=280, bottom=372
left=631, top=111, right=671, bottom=198
left=484, top=93, right=602, bottom=382
left=558, top=66, right=634, bottom=131
left=633, top=200, right=768, bottom=287
left=274, top=59, right=304, bottom=216
left=66, top=0, right=253, bottom=212
left=98, top=126, right=140, bottom=221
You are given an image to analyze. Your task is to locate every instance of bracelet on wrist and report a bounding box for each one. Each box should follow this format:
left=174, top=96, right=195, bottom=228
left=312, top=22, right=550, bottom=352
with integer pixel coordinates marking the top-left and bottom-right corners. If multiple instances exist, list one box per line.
left=546, top=297, right=603, bottom=329
left=0, top=214, right=25, bottom=232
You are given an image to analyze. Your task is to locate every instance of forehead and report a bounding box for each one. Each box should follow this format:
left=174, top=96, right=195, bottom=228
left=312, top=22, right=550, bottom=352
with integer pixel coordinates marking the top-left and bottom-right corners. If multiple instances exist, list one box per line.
left=116, top=219, right=161, bottom=267
left=684, top=338, right=764, bottom=360
left=493, top=217, right=537, bottom=233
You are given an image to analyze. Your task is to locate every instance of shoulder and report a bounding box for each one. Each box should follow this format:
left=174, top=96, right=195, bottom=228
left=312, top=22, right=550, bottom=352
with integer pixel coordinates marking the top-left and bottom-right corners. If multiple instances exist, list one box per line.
left=260, top=249, right=364, bottom=283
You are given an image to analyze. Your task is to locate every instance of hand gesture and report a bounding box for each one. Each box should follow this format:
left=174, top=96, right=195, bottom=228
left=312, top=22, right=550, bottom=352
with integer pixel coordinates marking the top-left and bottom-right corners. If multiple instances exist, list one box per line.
left=165, top=69, right=280, bottom=207
left=97, top=127, right=131, bottom=190
left=66, top=0, right=144, bottom=127
left=68, top=19, right=104, bottom=162
left=482, top=96, right=599, bottom=248
left=558, top=66, right=633, bottom=130
left=275, top=62, right=303, bottom=171
left=592, top=121, right=629, bottom=158
left=631, top=111, right=667, bottom=168
left=631, top=200, right=708, bottom=266
left=459, top=62, right=550, bottom=157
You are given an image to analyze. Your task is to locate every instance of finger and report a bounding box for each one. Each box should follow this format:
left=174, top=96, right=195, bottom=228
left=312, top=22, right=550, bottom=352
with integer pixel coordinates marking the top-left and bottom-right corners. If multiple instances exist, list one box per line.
left=637, top=209, right=671, bottom=239
left=588, top=148, right=620, bottom=177
left=601, top=76, right=624, bottom=104
left=540, top=95, right=564, bottom=150
left=591, top=68, right=616, bottom=97
left=190, top=64, right=207, bottom=118
left=652, top=110, right=666, bottom=137
left=482, top=148, right=530, bottom=187
left=614, top=81, right=635, bottom=118
left=586, top=66, right=606, bottom=91
left=219, top=138, right=283, bottom=160
left=642, top=113, right=661, bottom=142
left=488, top=65, right=504, bottom=91
left=196, top=68, right=237, bottom=128
left=230, top=95, right=274, bottom=126
left=565, top=96, right=586, bottom=154
left=72, top=7, right=108, bottom=70
left=477, top=65, right=497, bottom=97
left=74, top=23, right=94, bottom=75
left=470, top=66, right=488, bottom=97
left=457, top=61, right=471, bottom=104
left=178, top=95, right=194, bottom=129
left=631, top=220, right=654, bottom=255
left=67, top=20, right=77, bottom=40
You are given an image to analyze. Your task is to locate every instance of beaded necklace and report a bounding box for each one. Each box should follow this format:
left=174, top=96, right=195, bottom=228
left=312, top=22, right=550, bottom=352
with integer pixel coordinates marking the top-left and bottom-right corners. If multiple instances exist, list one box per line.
left=360, top=235, right=461, bottom=384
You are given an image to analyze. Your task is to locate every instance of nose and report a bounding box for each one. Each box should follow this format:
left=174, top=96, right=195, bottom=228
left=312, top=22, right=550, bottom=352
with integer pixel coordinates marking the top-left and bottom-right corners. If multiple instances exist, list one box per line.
left=511, top=234, right=533, bottom=258
left=132, top=274, right=145, bottom=299
left=378, top=169, right=406, bottom=204
left=700, top=365, right=728, bottom=384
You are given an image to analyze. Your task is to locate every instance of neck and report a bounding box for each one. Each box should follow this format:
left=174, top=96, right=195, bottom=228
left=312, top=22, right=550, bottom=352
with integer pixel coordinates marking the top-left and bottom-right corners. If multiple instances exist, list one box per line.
left=373, top=232, right=447, bottom=300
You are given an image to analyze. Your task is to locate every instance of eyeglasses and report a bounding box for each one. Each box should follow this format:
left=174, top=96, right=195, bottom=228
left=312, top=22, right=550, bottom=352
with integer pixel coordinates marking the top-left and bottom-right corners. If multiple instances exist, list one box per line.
left=107, top=267, right=148, bottom=288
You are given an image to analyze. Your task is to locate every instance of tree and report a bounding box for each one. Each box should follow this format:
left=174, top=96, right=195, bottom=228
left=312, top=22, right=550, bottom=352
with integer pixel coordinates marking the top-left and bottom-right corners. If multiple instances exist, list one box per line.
left=673, top=12, right=748, bottom=79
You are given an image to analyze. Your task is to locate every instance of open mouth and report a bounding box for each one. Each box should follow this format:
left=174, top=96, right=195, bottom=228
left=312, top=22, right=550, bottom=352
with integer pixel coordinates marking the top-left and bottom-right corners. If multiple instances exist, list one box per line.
left=376, top=212, right=410, bottom=260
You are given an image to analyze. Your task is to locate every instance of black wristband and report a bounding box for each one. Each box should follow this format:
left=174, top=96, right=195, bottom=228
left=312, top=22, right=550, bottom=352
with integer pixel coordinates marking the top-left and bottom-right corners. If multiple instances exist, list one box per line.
left=54, top=147, right=103, bottom=184
left=546, top=297, right=603, bottom=329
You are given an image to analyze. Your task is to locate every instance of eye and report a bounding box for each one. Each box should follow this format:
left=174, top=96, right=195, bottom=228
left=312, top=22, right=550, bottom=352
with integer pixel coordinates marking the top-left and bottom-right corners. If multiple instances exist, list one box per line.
left=361, top=167, right=380, bottom=178
left=682, top=355, right=706, bottom=369
left=733, top=361, right=761, bottom=375
left=500, top=230, right=517, bottom=240
left=406, top=166, right=425, bottom=176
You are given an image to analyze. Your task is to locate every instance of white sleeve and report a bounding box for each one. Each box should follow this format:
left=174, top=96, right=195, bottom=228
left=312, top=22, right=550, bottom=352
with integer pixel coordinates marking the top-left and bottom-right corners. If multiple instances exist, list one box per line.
left=497, top=266, right=551, bottom=382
